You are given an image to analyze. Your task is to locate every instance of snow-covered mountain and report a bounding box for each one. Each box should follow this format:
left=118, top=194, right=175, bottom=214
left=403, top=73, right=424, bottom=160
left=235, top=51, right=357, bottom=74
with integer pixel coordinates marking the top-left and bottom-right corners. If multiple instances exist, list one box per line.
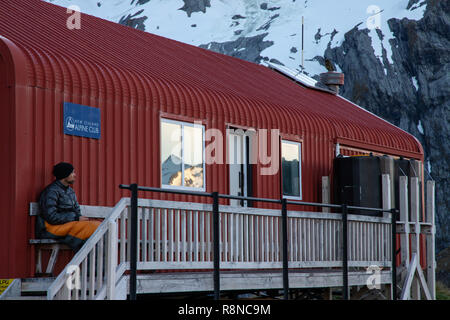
left=45, top=0, right=426, bottom=77
left=162, top=154, right=203, bottom=187
left=43, top=0, right=449, bottom=254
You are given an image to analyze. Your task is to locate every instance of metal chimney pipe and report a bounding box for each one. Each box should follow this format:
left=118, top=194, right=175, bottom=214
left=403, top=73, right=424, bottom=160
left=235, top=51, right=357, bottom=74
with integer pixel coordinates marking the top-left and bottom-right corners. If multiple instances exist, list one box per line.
left=319, top=71, right=345, bottom=94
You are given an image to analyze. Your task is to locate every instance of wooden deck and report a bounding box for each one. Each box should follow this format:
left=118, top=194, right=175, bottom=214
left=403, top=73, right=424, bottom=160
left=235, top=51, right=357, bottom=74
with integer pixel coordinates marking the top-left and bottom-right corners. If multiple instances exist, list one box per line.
left=39, top=175, right=435, bottom=300
left=46, top=196, right=394, bottom=299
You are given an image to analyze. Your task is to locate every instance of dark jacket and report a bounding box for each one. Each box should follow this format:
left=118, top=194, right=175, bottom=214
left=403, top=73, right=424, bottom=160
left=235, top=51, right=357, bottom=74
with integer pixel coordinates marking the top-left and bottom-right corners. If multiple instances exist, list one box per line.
left=36, top=180, right=81, bottom=240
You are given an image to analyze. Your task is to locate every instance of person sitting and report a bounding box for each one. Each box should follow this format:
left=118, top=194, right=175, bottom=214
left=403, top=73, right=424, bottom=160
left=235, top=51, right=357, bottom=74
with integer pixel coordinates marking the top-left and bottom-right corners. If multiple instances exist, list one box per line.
left=36, top=162, right=101, bottom=252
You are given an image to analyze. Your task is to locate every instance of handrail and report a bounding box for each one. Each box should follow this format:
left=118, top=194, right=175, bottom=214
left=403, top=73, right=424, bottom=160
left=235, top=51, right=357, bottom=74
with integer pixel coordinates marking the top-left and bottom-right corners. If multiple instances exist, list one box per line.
left=121, top=184, right=394, bottom=213
left=136, top=198, right=391, bottom=223
left=46, top=198, right=129, bottom=300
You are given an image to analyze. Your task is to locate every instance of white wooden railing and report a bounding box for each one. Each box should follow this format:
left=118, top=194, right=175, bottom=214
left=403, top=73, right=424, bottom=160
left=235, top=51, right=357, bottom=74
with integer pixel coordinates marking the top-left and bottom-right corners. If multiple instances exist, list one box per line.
left=47, top=197, right=392, bottom=300
left=46, top=198, right=128, bottom=300
left=132, top=200, right=392, bottom=270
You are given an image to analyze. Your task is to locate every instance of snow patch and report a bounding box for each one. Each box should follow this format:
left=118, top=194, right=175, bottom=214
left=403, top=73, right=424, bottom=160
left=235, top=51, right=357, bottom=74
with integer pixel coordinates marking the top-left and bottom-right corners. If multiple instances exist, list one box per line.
left=412, top=76, right=419, bottom=90
left=417, top=120, right=424, bottom=134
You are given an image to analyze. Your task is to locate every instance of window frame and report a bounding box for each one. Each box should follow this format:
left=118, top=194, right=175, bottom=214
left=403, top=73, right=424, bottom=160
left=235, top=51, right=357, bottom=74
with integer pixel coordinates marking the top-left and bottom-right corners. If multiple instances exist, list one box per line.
left=160, top=118, right=206, bottom=192
left=281, top=139, right=302, bottom=200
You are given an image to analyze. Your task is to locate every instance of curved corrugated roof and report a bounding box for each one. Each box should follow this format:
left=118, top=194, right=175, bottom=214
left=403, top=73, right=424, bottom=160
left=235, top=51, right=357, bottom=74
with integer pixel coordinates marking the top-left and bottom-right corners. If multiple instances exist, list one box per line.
left=0, top=0, right=422, bottom=158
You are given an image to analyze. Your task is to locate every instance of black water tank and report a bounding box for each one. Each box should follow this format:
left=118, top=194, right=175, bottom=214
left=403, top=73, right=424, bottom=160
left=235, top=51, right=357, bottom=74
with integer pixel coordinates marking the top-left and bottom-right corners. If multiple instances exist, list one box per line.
left=333, top=155, right=382, bottom=216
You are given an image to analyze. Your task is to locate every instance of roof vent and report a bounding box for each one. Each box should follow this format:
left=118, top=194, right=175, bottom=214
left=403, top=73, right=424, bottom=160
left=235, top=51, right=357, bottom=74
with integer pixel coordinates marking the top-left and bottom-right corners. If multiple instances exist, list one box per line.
left=319, top=71, right=344, bottom=94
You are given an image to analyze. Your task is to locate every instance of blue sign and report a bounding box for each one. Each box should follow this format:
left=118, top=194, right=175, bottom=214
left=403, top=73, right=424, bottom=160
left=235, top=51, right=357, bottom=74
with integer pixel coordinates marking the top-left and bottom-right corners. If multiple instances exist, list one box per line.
left=63, top=102, right=101, bottom=139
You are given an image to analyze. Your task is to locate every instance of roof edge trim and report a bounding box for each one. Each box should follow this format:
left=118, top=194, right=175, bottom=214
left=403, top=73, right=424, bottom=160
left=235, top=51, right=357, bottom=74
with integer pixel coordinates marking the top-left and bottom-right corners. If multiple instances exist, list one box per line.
left=264, top=62, right=337, bottom=95
left=337, top=94, right=424, bottom=157
left=0, top=36, right=28, bottom=87
left=336, top=137, right=423, bottom=160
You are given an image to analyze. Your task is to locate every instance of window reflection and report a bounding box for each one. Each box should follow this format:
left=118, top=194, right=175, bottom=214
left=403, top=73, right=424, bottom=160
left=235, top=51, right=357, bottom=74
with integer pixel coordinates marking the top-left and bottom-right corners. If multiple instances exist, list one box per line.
left=282, top=141, right=301, bottom=198
left=161, top=121, right=182, bottom=186
left=161, top=119, right=204, bottom=189
left=184, top=125, right=204, bottom=188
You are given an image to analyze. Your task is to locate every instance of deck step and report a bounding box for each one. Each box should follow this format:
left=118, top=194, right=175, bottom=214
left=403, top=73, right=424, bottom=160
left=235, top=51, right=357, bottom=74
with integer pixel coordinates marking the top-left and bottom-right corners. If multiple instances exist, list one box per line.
left=2, top=295, right=46, bottom=300
left=0, top=278, right=54, bottom=300
left=21, top=277, right=55, bottom=294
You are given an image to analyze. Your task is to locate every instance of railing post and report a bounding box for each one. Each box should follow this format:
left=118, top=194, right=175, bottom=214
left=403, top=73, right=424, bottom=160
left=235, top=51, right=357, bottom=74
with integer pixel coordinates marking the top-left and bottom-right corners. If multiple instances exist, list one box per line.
left=399, top=175, right=410, bottom=298
left=106, top=220, right=117, bottom=300
left=426, top=180, right=436, bottom=300
left=391, top=208, right=398, bottom=300
left=382, top=174, right=392, bottom=219
left=410, top=177, right=421, bottom=299
left=281, top=198, right=289, bottom=300
left=129, top=183, right=138, bottom=300
left=342, top=203, right=349, bottom=300
left=212, top=191, right=220, bottom=300
left=321, top=176, right=330, bottom=213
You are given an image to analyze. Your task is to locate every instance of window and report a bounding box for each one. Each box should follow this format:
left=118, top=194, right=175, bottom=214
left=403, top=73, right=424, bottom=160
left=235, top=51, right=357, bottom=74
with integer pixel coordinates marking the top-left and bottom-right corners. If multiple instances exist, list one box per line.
left=161, top=119, right=205, bottom=190
left=282, top=140, right=302, bottom=199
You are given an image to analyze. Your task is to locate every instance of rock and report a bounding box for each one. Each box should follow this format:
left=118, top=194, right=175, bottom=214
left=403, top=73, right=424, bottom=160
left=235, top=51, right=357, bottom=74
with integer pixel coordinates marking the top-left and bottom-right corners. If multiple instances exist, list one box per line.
left=131, top=0, right=151, bottom=5
left=232, top=15, right=246, bottom=20
left=436, top=247, right=450, bottom=288
left=200, top=33, right=274, bottom=64
left=118, top=10, right=147, bottom=31
left=256, top=14, right=280, bottom=31
left=179, top=0, right=211, bottom=17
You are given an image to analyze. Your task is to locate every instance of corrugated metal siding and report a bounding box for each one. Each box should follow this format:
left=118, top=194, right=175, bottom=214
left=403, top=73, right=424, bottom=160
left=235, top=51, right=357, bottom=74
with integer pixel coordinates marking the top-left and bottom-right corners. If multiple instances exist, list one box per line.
left=0, top=44, right=14, bottom=278
left=0, top=0, right=425, bottom=277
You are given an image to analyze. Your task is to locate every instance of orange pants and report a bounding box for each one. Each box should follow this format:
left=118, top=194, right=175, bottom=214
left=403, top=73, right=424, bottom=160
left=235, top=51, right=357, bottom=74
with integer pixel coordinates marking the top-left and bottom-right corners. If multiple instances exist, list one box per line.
left=45, top=220, right=101, bottom=240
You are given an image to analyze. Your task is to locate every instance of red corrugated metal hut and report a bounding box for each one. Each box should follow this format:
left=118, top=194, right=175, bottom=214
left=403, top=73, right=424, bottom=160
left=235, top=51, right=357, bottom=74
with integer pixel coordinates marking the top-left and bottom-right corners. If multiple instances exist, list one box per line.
left=0, top=0, right=424, bottom=278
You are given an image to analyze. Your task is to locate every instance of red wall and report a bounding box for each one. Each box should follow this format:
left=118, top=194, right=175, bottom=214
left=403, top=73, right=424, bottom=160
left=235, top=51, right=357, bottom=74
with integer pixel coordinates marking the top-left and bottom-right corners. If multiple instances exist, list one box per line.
left=0, top=43, right=15, bottom=278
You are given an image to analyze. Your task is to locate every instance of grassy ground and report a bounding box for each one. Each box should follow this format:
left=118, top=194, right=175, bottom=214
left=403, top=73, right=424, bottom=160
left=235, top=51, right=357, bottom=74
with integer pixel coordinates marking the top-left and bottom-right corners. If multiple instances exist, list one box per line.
left=436, top=281, right=450, bottom=300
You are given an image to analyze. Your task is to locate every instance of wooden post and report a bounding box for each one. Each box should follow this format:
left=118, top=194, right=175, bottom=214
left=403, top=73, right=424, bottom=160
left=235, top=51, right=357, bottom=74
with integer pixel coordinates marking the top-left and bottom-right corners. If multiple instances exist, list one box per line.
left=322, top=176, right=330, bottom=213
left=323, top=287, right=333, bottom=300
left=401, top=253, right=418, bottom=300
left=281, top=198, right=289, bottom=300
left=391, top=208, right=398, bottom=300
left=46, top=245, right=61, bottom=275
left=426, top=181, right=436, bottom=299
left=129, top=183, right=138, bottom=300
left=342, top=204, right=349, bottom=300
left=382, top=174, right=391, bottom=219
left=212, top=192, right=220, bottom=300
left=399, top=176, right=410, bottom=298
left=383, top=284, right=392, bottom=300
left=410, top=177, right=421, bottom=300
left=106, top=221, right=117, bottom=300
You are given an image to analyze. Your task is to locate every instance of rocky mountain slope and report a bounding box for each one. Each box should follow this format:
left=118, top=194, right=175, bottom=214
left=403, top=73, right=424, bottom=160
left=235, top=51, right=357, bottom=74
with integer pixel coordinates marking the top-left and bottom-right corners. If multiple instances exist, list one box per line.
left=45, top=0, right=449, bottom=251
left=325, top=0, right=449, bottom=251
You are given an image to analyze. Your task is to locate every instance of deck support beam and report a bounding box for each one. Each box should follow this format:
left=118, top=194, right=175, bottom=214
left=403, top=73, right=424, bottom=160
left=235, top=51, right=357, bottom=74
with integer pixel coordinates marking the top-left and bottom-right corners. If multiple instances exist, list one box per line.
left=212, top=192, right=220, bottom=300
left=281, top=198, right=289, bottom=300
left=397, top=177, right=434, bottom=300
